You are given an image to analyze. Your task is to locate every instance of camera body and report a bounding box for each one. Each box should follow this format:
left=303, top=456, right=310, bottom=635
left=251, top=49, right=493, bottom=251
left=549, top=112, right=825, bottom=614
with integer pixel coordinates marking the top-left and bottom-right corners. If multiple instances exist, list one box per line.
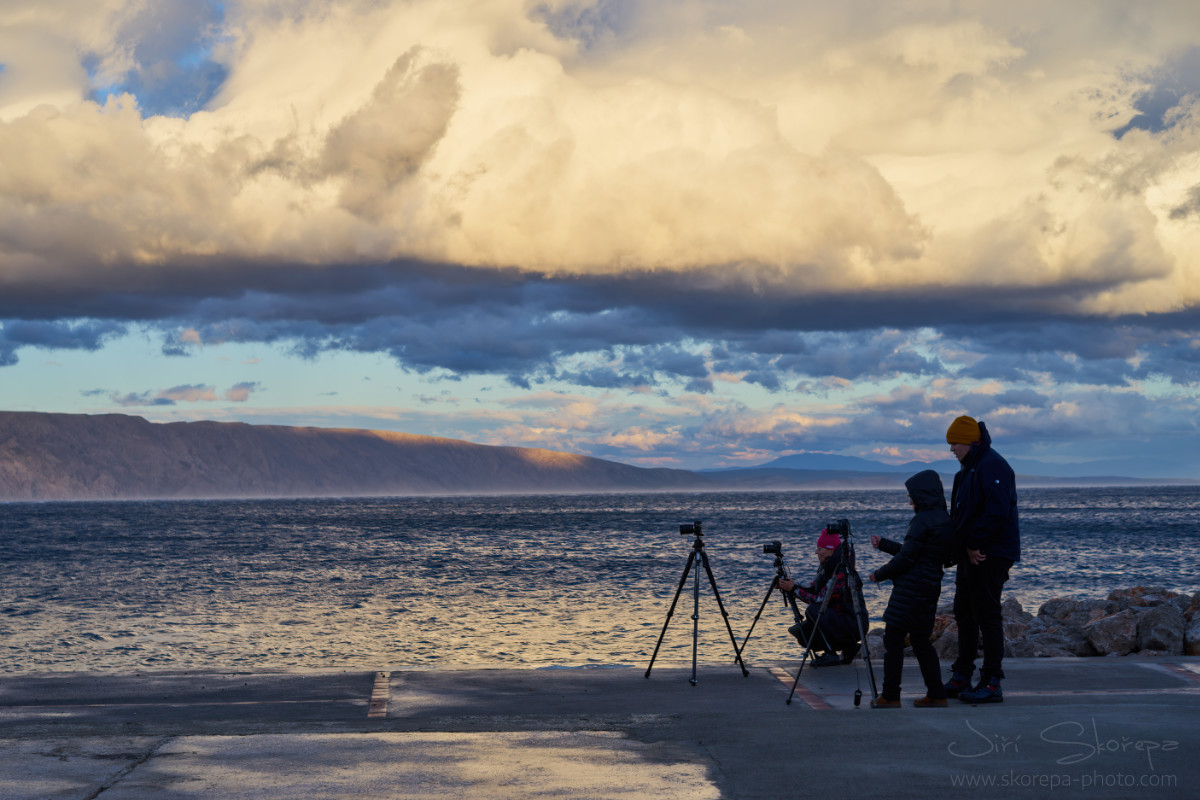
left=825, top=519, right=851, bottom=539
left=680, top=520, right=702, bottom=536
left=762, top=540, right=782, bottom=555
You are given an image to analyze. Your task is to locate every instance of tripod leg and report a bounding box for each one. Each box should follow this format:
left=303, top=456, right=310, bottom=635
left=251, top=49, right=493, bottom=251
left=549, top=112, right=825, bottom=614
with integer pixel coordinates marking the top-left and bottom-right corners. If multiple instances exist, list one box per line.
left=645, top=551, right=697, bottom=678
left=698, top=549, right=749, bottom=677
left=735, top=576, right=782, bottom=663
left=846, top=567, right=879, bottom=700
left=691, top=552, right=702, bottom=684
left=786, top=571, right=838, bottom=704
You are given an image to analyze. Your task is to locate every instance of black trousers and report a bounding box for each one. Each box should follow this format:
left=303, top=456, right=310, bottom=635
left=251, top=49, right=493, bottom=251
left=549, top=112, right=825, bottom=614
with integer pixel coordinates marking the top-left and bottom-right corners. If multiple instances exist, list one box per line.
left=952, top=556, right=1013, bottom=680
left=789, top=606, right=859, bottom=653
left=882, top=624, right=945, bottom=701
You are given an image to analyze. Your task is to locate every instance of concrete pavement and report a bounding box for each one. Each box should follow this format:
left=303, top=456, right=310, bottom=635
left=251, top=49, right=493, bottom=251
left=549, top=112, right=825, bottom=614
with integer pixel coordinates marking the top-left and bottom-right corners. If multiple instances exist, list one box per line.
left=2, top=657, right=1199, bottom=799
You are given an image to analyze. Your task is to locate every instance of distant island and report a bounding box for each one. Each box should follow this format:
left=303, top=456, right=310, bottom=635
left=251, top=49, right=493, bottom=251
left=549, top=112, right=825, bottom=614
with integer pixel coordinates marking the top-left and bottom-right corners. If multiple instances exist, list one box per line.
left=0, top=411, right=1192, bottom=501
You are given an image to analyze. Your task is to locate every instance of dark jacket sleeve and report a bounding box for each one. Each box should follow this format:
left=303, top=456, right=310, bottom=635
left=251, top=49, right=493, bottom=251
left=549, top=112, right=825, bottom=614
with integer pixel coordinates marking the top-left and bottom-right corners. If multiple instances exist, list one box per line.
left=878, top=537, right=901, bottom=556
left=873, top=519, right=927, bottom=584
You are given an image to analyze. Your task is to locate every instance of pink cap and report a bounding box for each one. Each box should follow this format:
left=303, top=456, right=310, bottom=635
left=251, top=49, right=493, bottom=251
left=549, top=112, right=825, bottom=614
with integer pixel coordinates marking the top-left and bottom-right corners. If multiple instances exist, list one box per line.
left=816, top=529, right=841, bottom=550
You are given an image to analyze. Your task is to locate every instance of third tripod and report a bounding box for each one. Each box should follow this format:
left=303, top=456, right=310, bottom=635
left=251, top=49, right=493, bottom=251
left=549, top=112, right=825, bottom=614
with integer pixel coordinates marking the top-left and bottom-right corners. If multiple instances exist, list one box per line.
left=644, top=521, right=749, bottom=685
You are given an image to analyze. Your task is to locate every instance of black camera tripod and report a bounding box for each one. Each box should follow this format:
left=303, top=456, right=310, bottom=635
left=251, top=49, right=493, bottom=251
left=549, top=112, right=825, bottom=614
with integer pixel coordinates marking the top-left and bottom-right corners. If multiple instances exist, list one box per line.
left=785, top=521, right=879, bottom=706
left=644, top=521, right=749, bottom=685
left=735, top=541, right=806, bottom=664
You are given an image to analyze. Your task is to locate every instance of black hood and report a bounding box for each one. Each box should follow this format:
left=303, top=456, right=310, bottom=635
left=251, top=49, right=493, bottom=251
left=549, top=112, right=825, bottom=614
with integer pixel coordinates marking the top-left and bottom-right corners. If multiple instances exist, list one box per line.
left=962, top=420, right=993, bottom=469
left=905, top=469, right=947, bottom=512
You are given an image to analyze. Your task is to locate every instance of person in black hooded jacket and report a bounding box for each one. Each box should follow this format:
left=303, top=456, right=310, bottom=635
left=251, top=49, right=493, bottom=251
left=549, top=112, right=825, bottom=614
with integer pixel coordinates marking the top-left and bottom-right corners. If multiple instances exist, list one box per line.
left=943, top=415, right=1020, bottom=704
left=868, top=469, right=953, bottom=708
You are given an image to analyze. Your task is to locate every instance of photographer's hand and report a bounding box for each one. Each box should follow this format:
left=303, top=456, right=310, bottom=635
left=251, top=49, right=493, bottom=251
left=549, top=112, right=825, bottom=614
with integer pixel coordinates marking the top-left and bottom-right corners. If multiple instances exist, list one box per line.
left=778, top=578, right=795, bottom=593
left=870, top=535, right=881, bottom=549
left=967, top=548, right=987, bottom=565
left=869, top=571, right=878, bottom=582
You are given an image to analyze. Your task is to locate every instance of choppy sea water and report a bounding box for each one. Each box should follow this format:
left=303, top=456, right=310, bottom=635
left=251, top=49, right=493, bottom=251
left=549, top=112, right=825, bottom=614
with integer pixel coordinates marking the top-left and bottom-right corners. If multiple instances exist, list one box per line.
left=2, top=488, right=1198, bottom=674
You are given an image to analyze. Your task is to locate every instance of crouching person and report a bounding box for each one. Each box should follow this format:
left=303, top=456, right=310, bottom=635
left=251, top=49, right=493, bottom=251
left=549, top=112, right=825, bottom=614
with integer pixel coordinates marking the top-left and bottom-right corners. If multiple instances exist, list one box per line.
left=868, top=470, right=954, bottom=707
left=779, top=528, right=867, bottom=667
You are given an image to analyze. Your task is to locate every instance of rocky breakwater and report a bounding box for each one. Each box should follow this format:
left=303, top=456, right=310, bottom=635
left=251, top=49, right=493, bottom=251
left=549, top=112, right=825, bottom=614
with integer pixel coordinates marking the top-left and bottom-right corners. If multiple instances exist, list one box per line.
left=869, top=587, right=1200, bottom=659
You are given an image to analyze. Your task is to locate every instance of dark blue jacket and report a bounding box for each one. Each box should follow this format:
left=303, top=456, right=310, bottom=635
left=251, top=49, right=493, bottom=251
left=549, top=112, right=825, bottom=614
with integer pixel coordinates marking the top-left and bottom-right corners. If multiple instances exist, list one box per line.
left=874, top=470, right=953, bottom=630
left=949, top=421, right=1020, bottom=563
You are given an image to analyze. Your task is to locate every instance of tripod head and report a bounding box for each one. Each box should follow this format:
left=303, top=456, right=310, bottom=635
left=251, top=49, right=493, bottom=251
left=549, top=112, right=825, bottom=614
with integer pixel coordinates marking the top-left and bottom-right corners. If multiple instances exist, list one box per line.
left=762, top=540, right=793, bottom=605
left=824, top=518, right=858, bottom=571
left=679, top=520, right=704, bottom=550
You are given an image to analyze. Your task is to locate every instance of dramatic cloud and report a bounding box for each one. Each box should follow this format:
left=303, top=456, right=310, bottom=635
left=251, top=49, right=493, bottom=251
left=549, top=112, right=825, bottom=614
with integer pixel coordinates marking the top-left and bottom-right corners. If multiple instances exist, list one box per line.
left=2, top=1, right=1199, bottom=472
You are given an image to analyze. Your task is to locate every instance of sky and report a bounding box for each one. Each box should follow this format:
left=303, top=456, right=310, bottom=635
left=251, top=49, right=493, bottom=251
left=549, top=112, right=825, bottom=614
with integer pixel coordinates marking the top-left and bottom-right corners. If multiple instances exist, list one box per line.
left=1, top=0, right=1199, bottom=478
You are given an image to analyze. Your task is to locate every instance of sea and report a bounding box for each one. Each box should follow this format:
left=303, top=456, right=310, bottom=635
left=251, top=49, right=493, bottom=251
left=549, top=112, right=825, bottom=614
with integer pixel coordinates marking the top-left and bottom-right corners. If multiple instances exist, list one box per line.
left=2, top=487, right=1199, bottom=674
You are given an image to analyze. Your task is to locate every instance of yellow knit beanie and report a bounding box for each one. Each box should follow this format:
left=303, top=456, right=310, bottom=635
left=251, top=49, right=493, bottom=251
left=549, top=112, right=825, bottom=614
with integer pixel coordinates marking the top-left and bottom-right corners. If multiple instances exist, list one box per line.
left=946, top=415, right=981, bottom=445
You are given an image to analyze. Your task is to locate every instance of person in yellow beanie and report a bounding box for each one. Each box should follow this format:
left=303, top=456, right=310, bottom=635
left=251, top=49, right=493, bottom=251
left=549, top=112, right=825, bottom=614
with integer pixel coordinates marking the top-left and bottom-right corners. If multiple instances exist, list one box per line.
left=942, top=415, right=1020, bottom=704
left=945, top=415, right=981, bottom=446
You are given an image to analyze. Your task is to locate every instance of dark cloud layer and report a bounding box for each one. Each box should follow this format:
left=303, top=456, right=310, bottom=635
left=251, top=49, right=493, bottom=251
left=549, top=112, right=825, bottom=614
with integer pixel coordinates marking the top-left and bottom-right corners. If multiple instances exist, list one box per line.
left=2, top=258, right=1197, bottom=394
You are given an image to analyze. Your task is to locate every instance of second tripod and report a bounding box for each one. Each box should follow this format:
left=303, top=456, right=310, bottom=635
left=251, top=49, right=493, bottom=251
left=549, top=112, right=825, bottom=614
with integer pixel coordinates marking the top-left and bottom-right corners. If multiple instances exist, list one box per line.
left=644, top=521, right=749, bottom=685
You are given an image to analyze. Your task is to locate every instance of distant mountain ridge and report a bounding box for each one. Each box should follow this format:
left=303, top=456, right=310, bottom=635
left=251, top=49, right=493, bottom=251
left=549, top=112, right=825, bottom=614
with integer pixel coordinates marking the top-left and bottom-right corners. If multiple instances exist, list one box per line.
left=0, top=412, right=1192, bottom=502
left=750, top=453, right=958, bottom=474
left=745, top=451, right=1196, bottom=482
left=0, top=411, right=711, bottom=501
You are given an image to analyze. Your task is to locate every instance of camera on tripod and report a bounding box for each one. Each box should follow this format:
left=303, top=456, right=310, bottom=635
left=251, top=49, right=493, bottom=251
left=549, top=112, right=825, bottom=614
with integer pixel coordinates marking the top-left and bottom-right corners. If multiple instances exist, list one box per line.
left=762, top=540, right=782, bottom=555
left=824, top=519, right=850, bottom=539
left=646, top=519, right=748, bottom=683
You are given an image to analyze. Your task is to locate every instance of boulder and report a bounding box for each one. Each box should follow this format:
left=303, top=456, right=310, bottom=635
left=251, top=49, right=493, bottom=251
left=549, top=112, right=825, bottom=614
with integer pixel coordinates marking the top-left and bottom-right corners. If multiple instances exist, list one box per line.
left=933, top=626, right=958, bottom=661
left=1186, top=618, right=1200, bottom=657
left=1107, top=586, right=1191, bottom=616
left=928, top=607, right=955, bottom=656
left=1001, top=596, right=1034, bottom=641
left=1082, top=609, right=1139, bottom=656
left=1009, top=616, right=1097, bottom=657
left=1136, top=604, right=1186, bottom=654
left=865, top=628, right=885, bottom=659
left=1002, top=596, right=1033, bottom=622
left=917, top=588, right=1197, bottom=658
left=1038, top=597, right=1107, bottom=627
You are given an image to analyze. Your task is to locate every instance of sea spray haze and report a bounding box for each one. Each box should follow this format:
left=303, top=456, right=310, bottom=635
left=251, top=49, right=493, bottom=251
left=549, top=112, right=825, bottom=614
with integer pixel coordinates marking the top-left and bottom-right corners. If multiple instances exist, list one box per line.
left=2, top=488, right=1198, bottom=673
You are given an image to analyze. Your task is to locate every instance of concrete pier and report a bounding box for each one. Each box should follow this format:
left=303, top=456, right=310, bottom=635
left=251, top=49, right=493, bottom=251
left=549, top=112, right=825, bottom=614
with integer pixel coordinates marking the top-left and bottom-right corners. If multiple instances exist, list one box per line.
left=2, top=657, right=1198, bottom=799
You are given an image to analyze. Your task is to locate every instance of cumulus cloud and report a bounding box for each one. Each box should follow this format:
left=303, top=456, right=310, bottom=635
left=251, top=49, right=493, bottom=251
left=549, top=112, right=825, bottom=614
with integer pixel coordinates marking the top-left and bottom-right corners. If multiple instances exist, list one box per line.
left=224, top=381, right=260, bottom=402
left=109, top=382, right=261, bottom=406
left=0, top=1, right=1195, bottom=300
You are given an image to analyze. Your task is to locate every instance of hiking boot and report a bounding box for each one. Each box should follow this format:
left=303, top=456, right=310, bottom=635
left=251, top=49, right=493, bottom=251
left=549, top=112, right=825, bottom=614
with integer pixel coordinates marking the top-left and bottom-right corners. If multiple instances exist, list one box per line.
left=840, top=643, right=860, bottom=664
left=960, top=677, right=1003, bottom=704
left=943, top=671, right=972, bottom=698
left=871, top=696, right=902, bottom=709
left=913, top=694, right=948, bottom=708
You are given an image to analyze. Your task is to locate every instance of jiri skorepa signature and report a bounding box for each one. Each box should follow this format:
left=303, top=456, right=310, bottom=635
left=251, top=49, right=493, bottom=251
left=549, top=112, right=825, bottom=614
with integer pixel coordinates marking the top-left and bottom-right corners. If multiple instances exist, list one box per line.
left=948, top=718, right=1179, bottom=770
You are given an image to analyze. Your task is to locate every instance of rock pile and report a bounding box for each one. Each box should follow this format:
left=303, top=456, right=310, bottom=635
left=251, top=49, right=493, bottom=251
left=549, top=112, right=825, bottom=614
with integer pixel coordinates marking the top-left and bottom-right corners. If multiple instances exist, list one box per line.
left=869, top=586, right=1200, bottom=658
